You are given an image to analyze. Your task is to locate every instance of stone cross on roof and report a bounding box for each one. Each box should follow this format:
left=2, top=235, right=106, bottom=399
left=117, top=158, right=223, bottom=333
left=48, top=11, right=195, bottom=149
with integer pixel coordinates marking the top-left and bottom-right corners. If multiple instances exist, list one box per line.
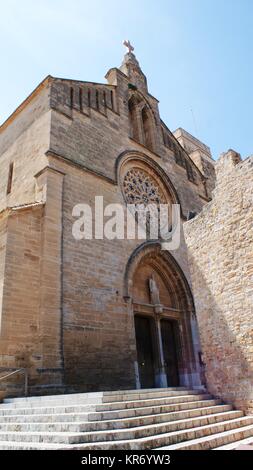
left=123, top=39, right=134, bottom=54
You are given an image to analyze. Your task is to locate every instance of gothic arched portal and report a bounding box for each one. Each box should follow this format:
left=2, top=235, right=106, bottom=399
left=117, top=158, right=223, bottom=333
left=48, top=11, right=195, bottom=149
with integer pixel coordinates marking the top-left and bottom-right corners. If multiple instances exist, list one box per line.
left=124, top=242, right=204, bottom=389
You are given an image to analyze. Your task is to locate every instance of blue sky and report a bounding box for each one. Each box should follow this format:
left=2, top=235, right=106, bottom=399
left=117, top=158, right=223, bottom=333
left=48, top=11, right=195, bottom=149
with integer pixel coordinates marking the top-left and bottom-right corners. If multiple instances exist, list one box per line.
left=0, top=0, right=252, bottom=159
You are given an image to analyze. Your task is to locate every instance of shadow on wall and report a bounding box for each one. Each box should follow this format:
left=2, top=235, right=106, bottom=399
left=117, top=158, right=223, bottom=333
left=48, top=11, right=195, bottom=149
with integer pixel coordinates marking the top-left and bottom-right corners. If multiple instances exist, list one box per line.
left=184, top=152, right=253, bottom=415
left=187, top=258, right=253, bottom=414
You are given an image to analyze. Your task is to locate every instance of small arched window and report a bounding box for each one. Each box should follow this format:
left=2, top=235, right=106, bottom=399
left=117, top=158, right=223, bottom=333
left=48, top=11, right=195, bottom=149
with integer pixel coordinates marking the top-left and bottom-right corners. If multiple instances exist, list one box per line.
left=141, top=107, right=154, bottom=151
left=128, top=96, right=139, bottom=142
left=128, top=94, right=155, bottom=153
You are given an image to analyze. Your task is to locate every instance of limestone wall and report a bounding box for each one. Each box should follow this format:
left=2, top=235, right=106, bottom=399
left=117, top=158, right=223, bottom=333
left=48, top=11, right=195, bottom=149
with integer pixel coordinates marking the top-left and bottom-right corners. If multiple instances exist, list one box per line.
left=0, top=82, right=58, bottom=395
left=47, top=152, right=200, bottom=391
left=49, top=77, right=207, bottom=219
left=0, top=216, right=7, bottom=335
left=0, top=83, right=50, bottom=211
left=184, top=151, right=253, bottom=413
left=0, top=206, right=43, bottom=395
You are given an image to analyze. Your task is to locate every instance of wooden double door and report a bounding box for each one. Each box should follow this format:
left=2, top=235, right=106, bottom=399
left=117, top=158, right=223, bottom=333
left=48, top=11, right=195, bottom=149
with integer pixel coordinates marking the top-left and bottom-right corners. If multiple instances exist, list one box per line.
left=134, top=315, right=179, bottom=388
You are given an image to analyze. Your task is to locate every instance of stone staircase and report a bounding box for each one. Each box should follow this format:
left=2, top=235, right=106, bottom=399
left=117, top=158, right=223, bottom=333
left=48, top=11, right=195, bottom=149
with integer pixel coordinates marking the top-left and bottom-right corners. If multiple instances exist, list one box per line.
left=0, top=387, right=252, bottom=450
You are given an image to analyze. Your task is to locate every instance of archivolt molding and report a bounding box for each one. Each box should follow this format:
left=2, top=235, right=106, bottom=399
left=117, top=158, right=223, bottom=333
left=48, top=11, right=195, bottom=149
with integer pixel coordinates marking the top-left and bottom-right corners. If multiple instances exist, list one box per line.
left=128, top=88, right=157, bottom=125
left=123, top=241, right=195, bottom=314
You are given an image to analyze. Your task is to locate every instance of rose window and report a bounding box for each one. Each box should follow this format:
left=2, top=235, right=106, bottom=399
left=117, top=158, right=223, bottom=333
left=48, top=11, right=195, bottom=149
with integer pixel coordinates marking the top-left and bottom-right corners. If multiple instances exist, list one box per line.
left=122, top=168, right=170, bottom=239
left=122, top=169, right=166, bottom=206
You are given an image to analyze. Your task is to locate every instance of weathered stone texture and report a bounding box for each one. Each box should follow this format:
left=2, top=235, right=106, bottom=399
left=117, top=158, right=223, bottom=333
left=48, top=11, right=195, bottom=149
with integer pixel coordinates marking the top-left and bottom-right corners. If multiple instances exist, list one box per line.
left=57, top=162, right=199, bottom=391
left=48, top=77, right=206, bottom=219
left=0, top=82, right=51, bottom=212
left=173, top=127, right=216, bottom=198
left=0, top=216, right=7, bottom=330
left=56, top=160, right=137, bottom=390
left=184, top=151, right=253, bottom=413
left=0, top=206, right=43, bottom=394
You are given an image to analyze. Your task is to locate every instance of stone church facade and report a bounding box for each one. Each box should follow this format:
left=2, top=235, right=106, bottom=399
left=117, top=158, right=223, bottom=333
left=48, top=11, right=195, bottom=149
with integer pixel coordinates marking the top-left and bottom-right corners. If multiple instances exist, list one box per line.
left=0, top=47, right=252, bottom=413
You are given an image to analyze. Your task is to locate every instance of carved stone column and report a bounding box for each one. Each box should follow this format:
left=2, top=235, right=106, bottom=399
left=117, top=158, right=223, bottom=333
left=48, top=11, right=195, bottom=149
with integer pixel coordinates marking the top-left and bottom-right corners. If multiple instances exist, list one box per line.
left=189, top=311, right=204, bottom=388
left=154, top=315, right=168, bottom=388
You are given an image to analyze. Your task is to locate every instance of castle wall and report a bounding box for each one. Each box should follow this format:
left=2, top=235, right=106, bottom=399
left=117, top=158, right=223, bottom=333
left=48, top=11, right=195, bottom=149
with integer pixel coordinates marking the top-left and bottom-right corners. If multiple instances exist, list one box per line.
left=184, top=151, right=253, bottom=413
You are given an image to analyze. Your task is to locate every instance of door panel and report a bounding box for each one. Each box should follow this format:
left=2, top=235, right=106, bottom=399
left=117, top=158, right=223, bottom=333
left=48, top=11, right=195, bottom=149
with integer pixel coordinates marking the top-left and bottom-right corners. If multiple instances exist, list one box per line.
left=134, top=316, right=155, bottom=388
left=161, top=319, right=179, bottom=386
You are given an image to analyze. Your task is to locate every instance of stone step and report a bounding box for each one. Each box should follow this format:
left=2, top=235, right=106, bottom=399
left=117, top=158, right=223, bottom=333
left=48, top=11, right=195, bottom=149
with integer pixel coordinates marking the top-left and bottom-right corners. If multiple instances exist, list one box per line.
left=0, top=441, right=66, bottom=449
left=96, top=393, right=212, bottom=412
left=104, top=387, right=187, bottom=395
left=64, top=416, right=253, bottom=450
left=0, top=393, right=211, bottom=416
left=156, top=422, right=253, bottom=450
left=0, top=399, right=222, bottom=423
left=1, top=396, right=102, bottom=408
left=0, top=404, right=233, bottom=432
left=0, top=410, right=244, bottom=444
left=0, top=403, right=97, bottom=416
left=89, top=398, right=218, bottom=422
left=102, top=389, right=199, bottom=403
left=2, top=389, right=200, bottom=408
left=0, top=387, right=250, bottom=451
left=4, top=392, right=103, bottom=403
left=4, top=387, right=189, bottom=405
left=214, top=436, right=253, bottom=450
left=0, top=416, right=252, bottom=450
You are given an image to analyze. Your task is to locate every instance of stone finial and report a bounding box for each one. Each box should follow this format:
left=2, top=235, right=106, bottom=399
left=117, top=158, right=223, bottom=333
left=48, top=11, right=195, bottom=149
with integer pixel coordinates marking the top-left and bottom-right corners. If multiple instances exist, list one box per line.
left=215, top=149, right=241, bottom=180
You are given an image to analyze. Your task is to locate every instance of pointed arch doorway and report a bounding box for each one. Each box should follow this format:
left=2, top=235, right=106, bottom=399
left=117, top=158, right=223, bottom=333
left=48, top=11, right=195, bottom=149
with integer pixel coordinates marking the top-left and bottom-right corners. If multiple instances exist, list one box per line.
left=125, top=243, right=203, bottom=389
left=134, top=315, right=180, bottom=388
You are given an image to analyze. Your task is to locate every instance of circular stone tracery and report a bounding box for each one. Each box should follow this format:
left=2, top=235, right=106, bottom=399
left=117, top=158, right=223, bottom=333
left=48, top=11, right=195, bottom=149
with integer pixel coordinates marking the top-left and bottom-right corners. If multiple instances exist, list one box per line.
left=122, top=168, right=167, bottom=206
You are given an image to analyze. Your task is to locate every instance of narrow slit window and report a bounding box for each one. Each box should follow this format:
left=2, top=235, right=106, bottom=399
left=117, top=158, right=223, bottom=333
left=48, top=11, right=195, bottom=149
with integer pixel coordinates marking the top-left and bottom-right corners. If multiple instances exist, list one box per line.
left=141, top=107, right=153, bottom=151
left=79, top=88, right=83, bottom=111
left=70, top=87, right=74, bottom=108
left=96, top=90, right=99, bottom=109
left=7, top=162, right=14, bottom=195
left=110, top=90, right=114, bottom=110
left=162, top=127, right=166, bottom=146
left=103, top=90, right=107, bottom=108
